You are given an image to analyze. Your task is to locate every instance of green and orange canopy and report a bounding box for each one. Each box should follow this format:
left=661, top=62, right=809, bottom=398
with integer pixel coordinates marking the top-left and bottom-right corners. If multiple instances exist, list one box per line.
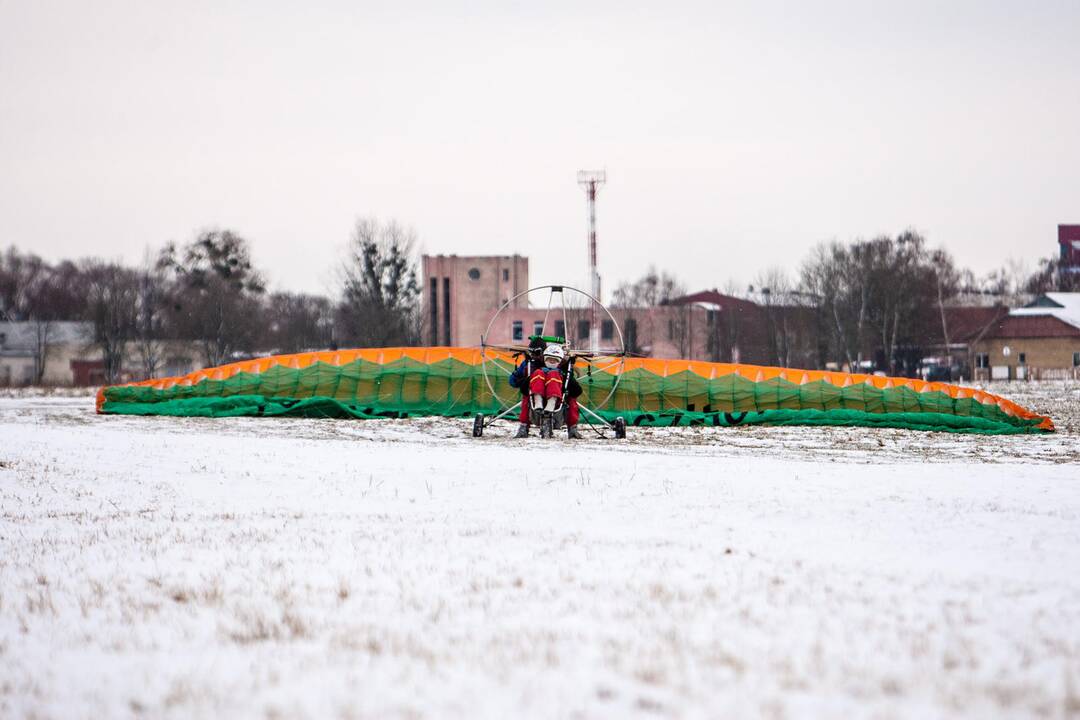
left=98, top=347, right=1054, bottom=434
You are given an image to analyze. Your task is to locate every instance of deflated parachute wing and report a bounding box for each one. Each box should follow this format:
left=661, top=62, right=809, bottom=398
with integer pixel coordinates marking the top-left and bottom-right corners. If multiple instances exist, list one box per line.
left=98, top=347, right=1054, bottom=434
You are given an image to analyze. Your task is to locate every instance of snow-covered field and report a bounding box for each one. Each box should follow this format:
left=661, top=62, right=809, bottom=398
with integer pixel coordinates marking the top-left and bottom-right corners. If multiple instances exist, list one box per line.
left=2, top=383, right=1079, bottom=719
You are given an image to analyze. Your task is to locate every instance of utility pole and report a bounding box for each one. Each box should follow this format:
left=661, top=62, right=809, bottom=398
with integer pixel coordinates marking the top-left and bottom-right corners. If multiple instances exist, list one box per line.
left=577, top=170, right=606, bottom=351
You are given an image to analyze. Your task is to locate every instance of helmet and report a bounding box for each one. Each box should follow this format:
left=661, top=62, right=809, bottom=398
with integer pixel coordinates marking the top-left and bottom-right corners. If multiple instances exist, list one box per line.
left=543, top=344, right=566, bottom=362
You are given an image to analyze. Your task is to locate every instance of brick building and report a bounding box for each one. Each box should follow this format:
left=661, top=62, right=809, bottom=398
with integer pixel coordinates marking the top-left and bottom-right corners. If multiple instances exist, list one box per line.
left=421, top=254, right=719, bottom=358
left=420, top=254, right=835, bottom=364
left=913, top=305, right=1008, bottom=379
left=421, top=255, right=529, bottom=346
left=671, top=290, right=818, bottom=367
left=971, top=293, right=1080, bottom=380
left=1060, top=224, right=1080, bottom=271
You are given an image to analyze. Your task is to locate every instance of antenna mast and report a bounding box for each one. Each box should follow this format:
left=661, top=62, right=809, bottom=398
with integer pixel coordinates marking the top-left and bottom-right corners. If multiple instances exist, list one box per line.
left=577, top=169, right=606, bottom=351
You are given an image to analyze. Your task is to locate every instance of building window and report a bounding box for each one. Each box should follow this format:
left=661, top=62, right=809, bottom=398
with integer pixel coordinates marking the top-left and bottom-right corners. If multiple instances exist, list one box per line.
left=554, top=320, right=565, bottom=339
left=601, top=319, right=614, bottom=341
left=533, top=321, right=544, bottom=337
left=512, top=321, right=523, bottom=341
left=1073, top=352, right=1080, bottom=367
left=443, top=278, right=451, bottom=346
left=503, top=269, right=509, bottom=282
left=429, top=278, right=439, bottom=345
left=468, top=268, right=480, bottom=280
left=975, top=353, right=989, bottom=369
left=578, top=320, right=590, bottom=341
left=1018, top=352, right=1026, bottom=365
left=625, top=319, right=638, bottom=351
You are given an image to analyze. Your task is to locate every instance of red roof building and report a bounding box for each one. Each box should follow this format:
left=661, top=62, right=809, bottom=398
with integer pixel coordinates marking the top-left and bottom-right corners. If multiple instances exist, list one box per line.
left=971, top=298, right=1080, bottom=380
left=1060, top=224, right=1080, bottom=269
left=670, top=290, right=818, bottom=367
left=983, top=315, right=1080, bottom=340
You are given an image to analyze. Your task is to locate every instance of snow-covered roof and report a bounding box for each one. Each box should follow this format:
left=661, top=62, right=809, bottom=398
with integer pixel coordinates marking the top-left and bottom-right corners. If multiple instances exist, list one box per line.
left=0, top=321, right=93, bottom=350
left=1010, top=293, right=1080, bottom=330
left=984, top=315, right=1080, bottom=339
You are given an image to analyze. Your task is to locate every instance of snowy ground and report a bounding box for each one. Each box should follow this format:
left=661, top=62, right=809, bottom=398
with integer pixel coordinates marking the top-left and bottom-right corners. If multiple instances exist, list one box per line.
left=2, top=383, right=1079, bottom=719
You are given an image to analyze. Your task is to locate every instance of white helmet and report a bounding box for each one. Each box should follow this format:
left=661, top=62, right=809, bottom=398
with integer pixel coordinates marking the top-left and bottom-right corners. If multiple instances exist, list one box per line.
left=543, top=344, right=566, bottom=362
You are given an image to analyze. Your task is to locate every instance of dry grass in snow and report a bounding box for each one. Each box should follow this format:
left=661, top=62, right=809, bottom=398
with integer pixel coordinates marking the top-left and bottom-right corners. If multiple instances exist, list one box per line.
left=1, top=382, right=1079, bottom=719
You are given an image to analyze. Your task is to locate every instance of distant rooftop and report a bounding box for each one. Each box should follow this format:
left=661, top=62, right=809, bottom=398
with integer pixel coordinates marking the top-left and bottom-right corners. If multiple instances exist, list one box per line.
left=0, top=321, right=93, bottom=350
left=984, top=314, right=1080, bottom=339
left=1011, top=292, right=1080, bottom=330
left=941, top=305, right=1008, bottom=343
left=672, top=290, right=768, bottom=313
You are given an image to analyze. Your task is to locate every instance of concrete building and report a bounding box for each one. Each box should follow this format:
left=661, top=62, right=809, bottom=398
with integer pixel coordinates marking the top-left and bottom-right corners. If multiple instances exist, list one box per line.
left=971, top=293, right=1080, bottom=380
left=421, top=255, right=529, bottom=346
left=0, top=321, right=97, bottom=386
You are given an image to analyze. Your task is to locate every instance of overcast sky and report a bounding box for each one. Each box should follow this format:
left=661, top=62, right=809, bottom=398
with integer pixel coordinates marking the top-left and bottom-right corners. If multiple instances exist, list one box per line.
left=1, top=0, right=1077, bottom=298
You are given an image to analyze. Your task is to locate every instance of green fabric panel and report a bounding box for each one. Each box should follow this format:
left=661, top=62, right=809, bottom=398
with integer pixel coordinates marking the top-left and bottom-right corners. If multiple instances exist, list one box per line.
left=772, top=378, right=802, bottom=411
left=881, top=385, right=907, bottom=414
left=101, top=359, right=1049, bottom=435
left=733, top=375, right=759, bottom=412
left=580, top=405, right=1042, bottom=434
left=660, top=370, right=690, bottom=412
left=100, top=396, right=1046, bottom=434
left=682, top=371, right=710, bottom=413
left=226, top=371, right=263, bottom=397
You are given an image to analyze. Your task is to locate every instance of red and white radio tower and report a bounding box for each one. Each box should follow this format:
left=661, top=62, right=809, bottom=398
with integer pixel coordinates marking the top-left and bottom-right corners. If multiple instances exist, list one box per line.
left=577, top=169, right=606, bottom=351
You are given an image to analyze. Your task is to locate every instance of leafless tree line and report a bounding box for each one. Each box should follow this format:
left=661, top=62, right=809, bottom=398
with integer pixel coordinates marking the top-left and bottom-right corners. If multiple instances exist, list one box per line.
left=612, top=229, right=1064, bottom=374
left=798, top=231, right=960, bottom=374
left=4, top=222, right=1068, bottom=383
left=0, top=217, right=422, bottom=384
left=610, top=267, right=688, bottom=355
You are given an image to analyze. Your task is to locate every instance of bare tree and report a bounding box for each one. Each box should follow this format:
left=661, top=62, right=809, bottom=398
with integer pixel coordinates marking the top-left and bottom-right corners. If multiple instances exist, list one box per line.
left=0, top=249, right=85, bottom=382
left=611, top=266, right=685, bottom=308
left=160, top=229, right=267, bottom=367
left=871, top=233, right=920, bottom=374
left=700, top=279, right=750, bottom=363
left=1026, top=255, right=1080, bottom=294
left=753, top=267, right=799, bottom=367
left=0, top=247, right=46, bottom=322
left=263, top=292, right=335, bottom=353
left=0, top=250, right=50, bottom=381
left=337, top=217, right=421, bottom=347
left=801, top=240, right=868, bottom=369
left=610, top=266, right=687, bottom=355
left=929, top=247, right=962, bottom=352
left=82, top=261, right=139, bottom=384
left=133, top=253, right=169, bottom=379
left=800, top=231, right=963, bottom=374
